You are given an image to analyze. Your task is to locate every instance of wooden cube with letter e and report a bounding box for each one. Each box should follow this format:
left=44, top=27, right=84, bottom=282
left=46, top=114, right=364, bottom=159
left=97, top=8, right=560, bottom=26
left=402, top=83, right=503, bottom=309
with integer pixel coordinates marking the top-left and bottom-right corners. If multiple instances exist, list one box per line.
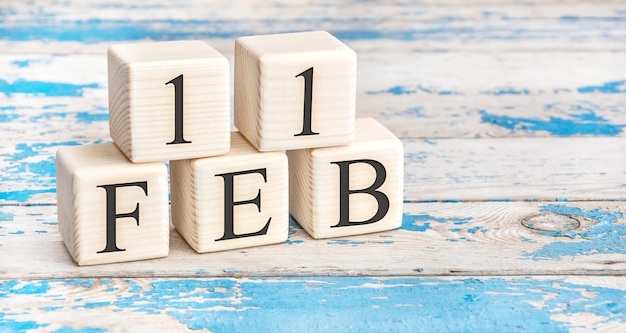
left=108, top=40, right=230, bottom=162
left=56, top=143, right=169, bottom=266
left=288, top=118, right=404, bottom=239
left=234, top=31, right=356, bottom=151
left=170, top=132, right=289, bottom=253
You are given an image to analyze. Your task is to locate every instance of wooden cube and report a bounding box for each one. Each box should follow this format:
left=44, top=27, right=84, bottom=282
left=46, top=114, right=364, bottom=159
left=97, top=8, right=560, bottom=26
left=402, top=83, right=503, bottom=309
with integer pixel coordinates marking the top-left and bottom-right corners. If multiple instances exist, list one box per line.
left=56, top=143, right=169, bottom=266
left=170, top=132, right=289, bottom=253
left=234, top=31, right=356, bottom=151
left=288, top=118, right=404, bottom=239
left=108, top=40, right=230, bottom=163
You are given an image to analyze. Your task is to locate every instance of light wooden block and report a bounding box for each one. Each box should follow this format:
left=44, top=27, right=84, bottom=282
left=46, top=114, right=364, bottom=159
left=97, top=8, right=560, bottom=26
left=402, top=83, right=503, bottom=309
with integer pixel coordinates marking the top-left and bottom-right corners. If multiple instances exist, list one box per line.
left=56, top=143, right=169, bottom=266
left=234, top=30, right=356, bottom=151
left=170, top=132, right=289, bottom=253
left=108, top=40, right=230, bottom=163
left=288, top=118, right=404, bottom=239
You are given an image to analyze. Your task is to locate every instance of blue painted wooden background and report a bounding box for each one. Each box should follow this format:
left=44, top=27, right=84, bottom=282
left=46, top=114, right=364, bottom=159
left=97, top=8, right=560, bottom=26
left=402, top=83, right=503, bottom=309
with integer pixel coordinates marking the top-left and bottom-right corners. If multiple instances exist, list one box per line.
left=1, top=1, right=625, bottom=332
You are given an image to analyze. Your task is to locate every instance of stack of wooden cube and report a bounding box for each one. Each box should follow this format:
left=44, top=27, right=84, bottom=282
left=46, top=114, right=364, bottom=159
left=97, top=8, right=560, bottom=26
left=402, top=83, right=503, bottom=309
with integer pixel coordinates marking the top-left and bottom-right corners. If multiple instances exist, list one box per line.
left=56, top=31, right=404, bottom=266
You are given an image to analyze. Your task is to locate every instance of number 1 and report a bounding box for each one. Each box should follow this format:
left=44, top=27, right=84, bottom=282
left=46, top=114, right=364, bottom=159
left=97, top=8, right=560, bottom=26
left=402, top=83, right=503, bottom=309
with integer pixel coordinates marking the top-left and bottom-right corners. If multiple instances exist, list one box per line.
left=294, top=67, right=319, bottom=137
left=166, top=74, right=191, bottom=145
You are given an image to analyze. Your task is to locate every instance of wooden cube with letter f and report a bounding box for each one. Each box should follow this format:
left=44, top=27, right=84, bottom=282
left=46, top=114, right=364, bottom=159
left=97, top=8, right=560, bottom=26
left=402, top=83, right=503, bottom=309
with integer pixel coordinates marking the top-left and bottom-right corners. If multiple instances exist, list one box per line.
left=170, top=132, right=289, bottom=253
left=288, top=118, right=404, bottom=239
left=56, top=143, right=169, bottom=266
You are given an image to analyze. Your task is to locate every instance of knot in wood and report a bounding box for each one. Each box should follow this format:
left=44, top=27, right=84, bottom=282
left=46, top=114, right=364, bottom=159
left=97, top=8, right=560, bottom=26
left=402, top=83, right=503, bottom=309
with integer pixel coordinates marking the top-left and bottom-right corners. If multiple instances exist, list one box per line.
left=521, top=212, right=580, bottom=232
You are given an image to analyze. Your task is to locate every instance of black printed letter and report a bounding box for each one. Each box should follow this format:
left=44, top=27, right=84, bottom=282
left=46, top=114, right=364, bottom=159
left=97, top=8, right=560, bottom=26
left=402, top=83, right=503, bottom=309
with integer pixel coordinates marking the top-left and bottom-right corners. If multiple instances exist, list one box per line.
left=330, top=159, right=389, bottom=228
left=215, top=168, right=271, bottom=241
left=96, top=181, right=148, bottom=253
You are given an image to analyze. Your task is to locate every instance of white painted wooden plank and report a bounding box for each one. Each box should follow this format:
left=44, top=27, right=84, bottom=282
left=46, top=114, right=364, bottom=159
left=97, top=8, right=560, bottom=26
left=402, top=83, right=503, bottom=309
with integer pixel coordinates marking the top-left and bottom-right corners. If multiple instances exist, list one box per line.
left=357, top=51, right=626, bottom=139
left=1, top=201, right=624, bottom=279
left=1, top=276, right=624, bottom=332
left=404, top=137, right=626, bottom=202
left=6, top=0, right=626, bottom=22
left=4, top=135, right=626, bottom=205
left=1, top=1, right=625, bottom=54
left=3, top=135, right=626, bottom=205
left=2, top=50, right=625, bottom=143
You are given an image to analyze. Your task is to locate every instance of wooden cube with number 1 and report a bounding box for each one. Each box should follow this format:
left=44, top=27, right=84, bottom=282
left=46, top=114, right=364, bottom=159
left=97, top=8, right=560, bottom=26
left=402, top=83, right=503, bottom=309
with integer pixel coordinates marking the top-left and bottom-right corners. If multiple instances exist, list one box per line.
left=234, top=31, right=356, bottom=151
left=108, top=40, right=230, bottom=163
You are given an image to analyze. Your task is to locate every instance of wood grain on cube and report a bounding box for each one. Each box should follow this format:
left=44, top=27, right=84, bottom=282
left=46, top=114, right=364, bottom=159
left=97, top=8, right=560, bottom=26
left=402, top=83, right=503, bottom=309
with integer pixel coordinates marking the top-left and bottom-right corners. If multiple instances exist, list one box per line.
left=234, top=31, right=356, bottom=151
left=170, top=132, right=289, bottom=253
left=108, top=40, right=230, bottom=162
left=55, top=143, right=169, bottom=266
left=288, top=118, right=404, bottom=239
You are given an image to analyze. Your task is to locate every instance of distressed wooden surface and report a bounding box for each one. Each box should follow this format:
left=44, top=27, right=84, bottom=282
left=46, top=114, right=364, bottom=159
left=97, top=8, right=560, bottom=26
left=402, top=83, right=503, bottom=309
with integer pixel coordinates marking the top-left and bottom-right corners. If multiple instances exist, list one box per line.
left=1, top=0, right=625, bottom=332
left=2, top=276, right=625, bottom=332
left=1, top=201, right=626, bottom=279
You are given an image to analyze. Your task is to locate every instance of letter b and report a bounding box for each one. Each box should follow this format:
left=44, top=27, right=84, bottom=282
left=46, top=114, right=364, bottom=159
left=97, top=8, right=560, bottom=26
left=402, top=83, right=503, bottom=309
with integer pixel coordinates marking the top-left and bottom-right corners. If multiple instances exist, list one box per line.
left=330, top=159, right=390, bottom=228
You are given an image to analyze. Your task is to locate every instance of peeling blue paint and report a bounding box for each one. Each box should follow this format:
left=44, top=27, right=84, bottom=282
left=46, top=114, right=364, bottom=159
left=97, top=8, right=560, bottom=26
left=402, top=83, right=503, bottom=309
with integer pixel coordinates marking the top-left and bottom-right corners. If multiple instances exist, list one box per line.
left=396, top=106, right=427, bottom=117
left=286, top=216, right=305, bottom=245
left=10, top=59, right=32, bottom=68
left=1, top=141, right=84, bottom=202
left=76, top=302, right=112, bottom=309
left=0, top=112, right=20, bottom=122
left=0, top=79, right=100, bottom=97
left=53, top=326, right=107, bottom=333
left=0, top=188, right=56, bottom=202
left=41, top=306, right=63, bottom=311
left=481, top=87, right=530, bottom=95
left=0, top=280, right=51, bottom=296
left=0, top=211, right=15, bottom=221
left=125, top=279, right=142, bottom=293
left=1, top=277, right=625, bottom=332
left=326, top=239, right=394, bottom=246
left=578, top=80, right=626, bottom=94
left=367, top=85, right=462, bottom=96
left=75, top=111, right=108, bottom=124
left=402, top=213, right=472, bottom=232
left=524, top=204, right=626, bottom=260
left=0, top=314, right=47, bottom=331
left=65, top=279, right=96, bottom=289
left=402, top=213, right=486, bottom=243
left=521, top=236, right=538, bottom=243
left=0, top=20, right=465, bottom=43
left=480, top=110, right=626, bottom=136
left=0, top=19, right=246, bottom=42
left=467, top=226, right=487, bottom=234
left=43, top=104, right=68, bottom=110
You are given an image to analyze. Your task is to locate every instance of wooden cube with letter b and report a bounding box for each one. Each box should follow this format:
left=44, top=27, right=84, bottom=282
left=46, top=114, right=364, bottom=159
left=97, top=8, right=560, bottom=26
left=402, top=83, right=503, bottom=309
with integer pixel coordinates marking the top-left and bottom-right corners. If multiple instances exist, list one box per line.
left=108, top=40, right=230, bottom=162
left=288, top=118, right=404, bottom=239
left=56, top=143, right=169, bottom=266
left=170, top=132, right=289, bottom=253
left=234, top=31, right=356, bottom=151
